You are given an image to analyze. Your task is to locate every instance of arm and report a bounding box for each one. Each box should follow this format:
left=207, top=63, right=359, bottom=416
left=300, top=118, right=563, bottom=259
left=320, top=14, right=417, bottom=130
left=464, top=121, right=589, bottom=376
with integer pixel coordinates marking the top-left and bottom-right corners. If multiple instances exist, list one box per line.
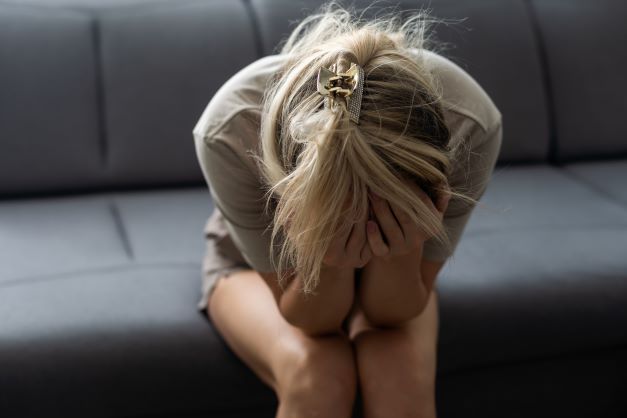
left=358, top=245, right=429, bottom=327
left=358, top=182, right=451, bottom=327
left=358, top=246, right=447, bottom=328
left=420, top=257, right=447, bottom=296
left=260, top=265, right=356, bottom=338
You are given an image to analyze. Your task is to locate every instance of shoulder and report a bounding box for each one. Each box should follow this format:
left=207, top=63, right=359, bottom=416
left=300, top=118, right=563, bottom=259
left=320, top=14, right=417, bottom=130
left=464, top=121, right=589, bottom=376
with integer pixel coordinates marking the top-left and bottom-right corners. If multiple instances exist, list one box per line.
left=409, top=48, right=502, bottom=133
left=193, top=48, right=503, bottom=150
left=192, top=54, right=286, bottom=142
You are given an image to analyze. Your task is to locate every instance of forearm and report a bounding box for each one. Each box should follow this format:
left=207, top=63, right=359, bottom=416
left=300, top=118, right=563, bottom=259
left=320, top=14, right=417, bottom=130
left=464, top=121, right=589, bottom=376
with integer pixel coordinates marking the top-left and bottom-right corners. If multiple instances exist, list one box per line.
left=279, top=265, right=355, bottom=337
left=358, top=244, right=429, bottom=327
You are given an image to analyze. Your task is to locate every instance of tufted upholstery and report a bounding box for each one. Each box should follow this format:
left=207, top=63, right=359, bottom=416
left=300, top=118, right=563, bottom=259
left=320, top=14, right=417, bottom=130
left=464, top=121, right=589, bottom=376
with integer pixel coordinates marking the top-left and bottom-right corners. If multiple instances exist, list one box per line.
left=1, top=0, right=626, bottom=417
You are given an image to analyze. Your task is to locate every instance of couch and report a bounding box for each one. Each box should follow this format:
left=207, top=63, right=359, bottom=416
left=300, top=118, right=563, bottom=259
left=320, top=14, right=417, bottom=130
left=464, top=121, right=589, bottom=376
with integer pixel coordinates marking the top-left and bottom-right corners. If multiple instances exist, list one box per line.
left=1, top=0, right=626, bottom=417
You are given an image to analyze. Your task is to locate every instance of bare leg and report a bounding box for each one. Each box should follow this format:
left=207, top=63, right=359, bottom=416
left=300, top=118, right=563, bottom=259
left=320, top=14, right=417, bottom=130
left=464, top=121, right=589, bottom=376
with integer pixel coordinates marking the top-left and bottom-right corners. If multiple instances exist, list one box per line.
left=348, top=289, right=439, bottom=418
left=206, top=270, right=359, bottom=417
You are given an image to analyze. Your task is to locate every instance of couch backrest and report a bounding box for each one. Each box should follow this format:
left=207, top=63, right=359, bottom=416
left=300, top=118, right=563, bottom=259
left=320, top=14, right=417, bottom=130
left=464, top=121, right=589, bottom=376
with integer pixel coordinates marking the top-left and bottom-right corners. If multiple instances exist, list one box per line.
left=531, top=0, right=627, bottom=162
left=0, top=0, right=258, bottom=197
left=1, top=0, right=623, bottom=197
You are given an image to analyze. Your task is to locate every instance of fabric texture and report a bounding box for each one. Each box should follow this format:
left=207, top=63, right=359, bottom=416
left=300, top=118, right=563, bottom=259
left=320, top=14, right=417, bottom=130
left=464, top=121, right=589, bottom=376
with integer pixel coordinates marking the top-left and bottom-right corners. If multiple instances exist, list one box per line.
left=193, top=48, right=503, bottom=311
left=198, top=208, right=252, bottom=312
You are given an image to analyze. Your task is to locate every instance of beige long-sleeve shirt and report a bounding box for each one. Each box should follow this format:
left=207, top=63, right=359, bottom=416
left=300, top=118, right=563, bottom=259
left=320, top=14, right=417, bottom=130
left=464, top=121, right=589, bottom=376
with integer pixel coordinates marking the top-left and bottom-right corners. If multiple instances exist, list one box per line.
left=193, top=49, right=503, bottom=272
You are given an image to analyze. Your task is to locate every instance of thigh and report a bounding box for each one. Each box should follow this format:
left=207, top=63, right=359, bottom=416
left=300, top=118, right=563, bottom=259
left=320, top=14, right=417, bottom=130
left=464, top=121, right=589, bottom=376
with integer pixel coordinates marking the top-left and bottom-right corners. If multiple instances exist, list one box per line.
left=207, top=269, right=286, bottom=391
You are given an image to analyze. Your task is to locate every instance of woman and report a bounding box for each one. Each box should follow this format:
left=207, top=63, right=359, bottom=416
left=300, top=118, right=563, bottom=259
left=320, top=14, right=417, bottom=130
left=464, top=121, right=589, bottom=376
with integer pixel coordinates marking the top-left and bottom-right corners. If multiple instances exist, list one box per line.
left=193, top=1, right=502, bottom=417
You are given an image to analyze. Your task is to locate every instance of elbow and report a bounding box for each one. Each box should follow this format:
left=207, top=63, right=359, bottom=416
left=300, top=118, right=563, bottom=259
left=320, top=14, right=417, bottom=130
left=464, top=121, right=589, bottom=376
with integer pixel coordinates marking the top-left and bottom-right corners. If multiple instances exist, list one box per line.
left=279, top=305, right=346, bottom=338
left=358, top=277, right=430, bottom=328
left=295, top=321, right=346, bottom=338
left=362, top=304, right=422, bottom=329
left=360, top=293, right=427, bottom=329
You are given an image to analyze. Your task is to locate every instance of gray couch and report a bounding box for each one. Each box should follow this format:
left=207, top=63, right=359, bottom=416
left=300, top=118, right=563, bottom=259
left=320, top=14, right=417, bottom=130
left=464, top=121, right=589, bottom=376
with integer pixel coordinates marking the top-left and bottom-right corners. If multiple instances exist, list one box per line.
left=1, top=0, right=626, bottom=417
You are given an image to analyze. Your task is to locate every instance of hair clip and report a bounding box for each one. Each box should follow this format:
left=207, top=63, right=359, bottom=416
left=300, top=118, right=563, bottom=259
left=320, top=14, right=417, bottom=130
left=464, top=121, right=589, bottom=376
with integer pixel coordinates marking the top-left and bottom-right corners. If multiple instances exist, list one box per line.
left=316, top=61, right=364, bottom=124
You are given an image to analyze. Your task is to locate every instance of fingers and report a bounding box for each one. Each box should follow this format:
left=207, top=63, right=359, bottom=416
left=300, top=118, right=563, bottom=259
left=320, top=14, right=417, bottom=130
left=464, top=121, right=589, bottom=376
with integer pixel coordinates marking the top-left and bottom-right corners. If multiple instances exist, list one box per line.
left=326, top=197, right=372, bottom=268
left=368, top=181, right=450, bottom=251
left=405, top=180, right=448, bottom=220
left=366, top=219, right=389, bottom=257
left=324, top=182, right=450, bottom=267
left=323, top=215, right=353, bottom=266
left=359, top=240, right=372, bottom=267
left=387, top=198, right=414, bottom=244
left=368, top=189, right=405, bottom=250
left=345, top=204, right=370, bottom=266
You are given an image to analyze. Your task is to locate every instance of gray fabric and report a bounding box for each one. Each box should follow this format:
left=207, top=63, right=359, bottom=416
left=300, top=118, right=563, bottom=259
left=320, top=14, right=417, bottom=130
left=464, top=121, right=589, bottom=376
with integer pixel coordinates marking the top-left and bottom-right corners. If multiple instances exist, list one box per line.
left=1, top=175, right=626, bottom=416
left=0, top=0, right=259, bottom=196
left=463, top=164, right=627, bottom=231
left=98, top=0, right=258, bottom=187
left=0, top=188, right=213, bottom=285
left=0, top=194, right=129, bottom=283
left=564, top=159, right=627, bottom=206
left=0, top=4, right=102, bottom=195
left=0, top=266, right=276, bottom=417
left=251, top=0, right=550, bottom=163
left=531, top=0, right=627, bottom=161
left=111, top=187, right=212, bottom=262
left=436, top=165, right=627, bottom=371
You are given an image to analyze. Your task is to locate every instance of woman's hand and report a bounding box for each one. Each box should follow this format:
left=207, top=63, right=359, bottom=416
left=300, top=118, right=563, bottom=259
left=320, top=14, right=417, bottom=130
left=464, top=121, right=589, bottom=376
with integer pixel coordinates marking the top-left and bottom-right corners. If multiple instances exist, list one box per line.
left=322, top=198, right=373, bottom=269
left=366, top=180, right=451, bottom=259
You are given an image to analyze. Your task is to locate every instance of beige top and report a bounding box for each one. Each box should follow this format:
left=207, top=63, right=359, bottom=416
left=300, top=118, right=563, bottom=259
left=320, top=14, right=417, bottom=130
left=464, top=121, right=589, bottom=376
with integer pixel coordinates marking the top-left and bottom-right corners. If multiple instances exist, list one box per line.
left=193, top=49, right=503, bottom=272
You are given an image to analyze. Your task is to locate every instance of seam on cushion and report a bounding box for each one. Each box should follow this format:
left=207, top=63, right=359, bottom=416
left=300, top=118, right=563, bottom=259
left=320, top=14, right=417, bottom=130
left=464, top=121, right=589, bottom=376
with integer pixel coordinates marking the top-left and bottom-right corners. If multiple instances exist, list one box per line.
left=0, top=262, right=201, bottom=290
left=556, top=168, right=627, bottom=213
left=109, top=199, right=134, bottom=259
left=90, top=14, right=108, bottom=169
left=523, top=0, right=558, bottom=164
left=242, top=0, right=264, bottom=57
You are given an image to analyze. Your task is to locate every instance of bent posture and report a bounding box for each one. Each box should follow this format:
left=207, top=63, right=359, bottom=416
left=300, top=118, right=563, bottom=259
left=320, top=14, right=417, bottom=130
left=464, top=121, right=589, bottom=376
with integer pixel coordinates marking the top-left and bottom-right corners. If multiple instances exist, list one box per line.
left=192, top=2, right=503, bottom=417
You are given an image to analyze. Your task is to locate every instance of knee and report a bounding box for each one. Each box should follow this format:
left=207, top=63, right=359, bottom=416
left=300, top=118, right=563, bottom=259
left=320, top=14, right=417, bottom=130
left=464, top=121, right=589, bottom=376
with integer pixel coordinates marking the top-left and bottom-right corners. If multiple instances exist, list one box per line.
left=276, top=334, right=358, bottom=413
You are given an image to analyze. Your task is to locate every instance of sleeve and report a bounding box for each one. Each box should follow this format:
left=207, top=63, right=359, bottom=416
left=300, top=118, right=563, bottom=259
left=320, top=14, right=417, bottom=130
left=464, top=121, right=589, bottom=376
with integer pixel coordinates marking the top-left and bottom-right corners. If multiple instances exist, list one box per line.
left=421, top=118, right=503, bottom=262
left=194, top=133, right=283, bottom=273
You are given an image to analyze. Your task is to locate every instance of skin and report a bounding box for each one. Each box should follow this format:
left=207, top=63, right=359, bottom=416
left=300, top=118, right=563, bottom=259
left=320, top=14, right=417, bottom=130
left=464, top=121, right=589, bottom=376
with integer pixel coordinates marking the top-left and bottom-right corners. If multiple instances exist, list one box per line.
left=207, top=180, right=451, bottom=418
left=345, top=179, right=450, bottom=418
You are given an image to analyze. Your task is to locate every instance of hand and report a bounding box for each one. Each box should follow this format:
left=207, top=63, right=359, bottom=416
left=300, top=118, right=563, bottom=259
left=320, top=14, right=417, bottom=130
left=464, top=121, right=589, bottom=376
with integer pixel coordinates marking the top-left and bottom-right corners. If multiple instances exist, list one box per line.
left=322, top=197, right=373, bottom=269
left=366, top=180, right=451, bottom=259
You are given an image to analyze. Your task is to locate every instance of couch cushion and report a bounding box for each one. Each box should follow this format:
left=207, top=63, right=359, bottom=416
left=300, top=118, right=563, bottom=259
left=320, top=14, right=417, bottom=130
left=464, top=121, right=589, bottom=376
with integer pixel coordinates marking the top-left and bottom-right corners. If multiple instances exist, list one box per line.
left=0, top=194, right=129, bottom=282
left=436, top=164, right=627, bottom=373
left=563, top=159, right=627, bottom=207
left=0, top=267, right=277, bottom=417
left=0, top=187, right=283, bottom=416
left=0, top=187, right=212, bottom=283
left=1, top=172, right=626, bottom=415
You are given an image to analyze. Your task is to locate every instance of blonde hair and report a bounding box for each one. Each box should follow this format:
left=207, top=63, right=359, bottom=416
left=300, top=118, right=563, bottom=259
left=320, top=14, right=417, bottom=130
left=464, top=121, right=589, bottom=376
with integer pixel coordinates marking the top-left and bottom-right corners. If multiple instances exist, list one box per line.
left=251, top=0, right=477, bottom=295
